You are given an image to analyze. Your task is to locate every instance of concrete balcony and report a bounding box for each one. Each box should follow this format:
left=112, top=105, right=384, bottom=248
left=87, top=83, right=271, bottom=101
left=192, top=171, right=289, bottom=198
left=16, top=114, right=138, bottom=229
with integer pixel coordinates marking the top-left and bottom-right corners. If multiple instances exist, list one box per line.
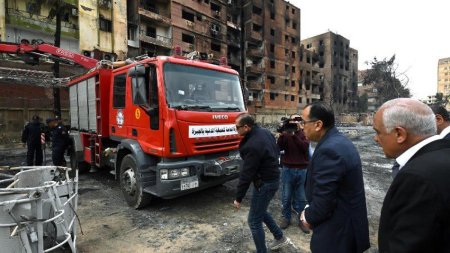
left=248, top=31, right=262, bottom=42
left=140, top=33, right=172, bottom=49
left=247, top=47, right=263, bottom=58
left=6, top=8, right=79, bottom=39
left=246, top=64, right=264, bottom=75
left=252, top=14, right=263, bottom=25
left=247, top=80, right=264, bottom=90
left=138, top=7, right=171, bottom=26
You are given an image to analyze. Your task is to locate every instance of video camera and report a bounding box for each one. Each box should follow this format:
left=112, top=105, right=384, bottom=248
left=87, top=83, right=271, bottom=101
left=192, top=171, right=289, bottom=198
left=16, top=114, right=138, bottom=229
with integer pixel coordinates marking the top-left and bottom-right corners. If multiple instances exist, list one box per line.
left=277, top=116, right=302, bottom=134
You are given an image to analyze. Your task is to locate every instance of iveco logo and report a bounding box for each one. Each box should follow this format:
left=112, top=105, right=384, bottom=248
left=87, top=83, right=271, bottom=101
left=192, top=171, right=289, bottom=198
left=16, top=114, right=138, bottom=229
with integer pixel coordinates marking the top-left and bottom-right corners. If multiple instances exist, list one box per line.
left=212, top=115, right=228, bottom=120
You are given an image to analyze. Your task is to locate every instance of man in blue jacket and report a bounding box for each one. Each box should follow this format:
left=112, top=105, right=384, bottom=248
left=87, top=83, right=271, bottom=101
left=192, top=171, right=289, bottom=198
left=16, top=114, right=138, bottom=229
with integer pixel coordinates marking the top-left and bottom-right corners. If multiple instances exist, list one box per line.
left=233, top=113, right=289, bottom=253
left=299, top=102, right=370, bottom=253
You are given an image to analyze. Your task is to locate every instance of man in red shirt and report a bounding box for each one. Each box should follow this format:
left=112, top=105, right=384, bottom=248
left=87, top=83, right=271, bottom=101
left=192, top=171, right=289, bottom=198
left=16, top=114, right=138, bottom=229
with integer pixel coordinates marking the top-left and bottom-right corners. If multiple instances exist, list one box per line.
left=277, top=114, right=310, bottom=233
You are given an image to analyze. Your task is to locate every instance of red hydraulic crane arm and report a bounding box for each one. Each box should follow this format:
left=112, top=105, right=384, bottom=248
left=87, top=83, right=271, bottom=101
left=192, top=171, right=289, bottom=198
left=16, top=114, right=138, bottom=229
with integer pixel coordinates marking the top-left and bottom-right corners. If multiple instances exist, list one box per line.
left=0, top=41, right=98, bottom=69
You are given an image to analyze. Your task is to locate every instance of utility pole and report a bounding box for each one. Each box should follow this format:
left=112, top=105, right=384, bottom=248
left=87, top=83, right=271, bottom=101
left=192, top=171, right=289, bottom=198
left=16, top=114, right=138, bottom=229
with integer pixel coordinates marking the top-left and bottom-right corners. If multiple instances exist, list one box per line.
left=53, top=0, right=62, bottom=117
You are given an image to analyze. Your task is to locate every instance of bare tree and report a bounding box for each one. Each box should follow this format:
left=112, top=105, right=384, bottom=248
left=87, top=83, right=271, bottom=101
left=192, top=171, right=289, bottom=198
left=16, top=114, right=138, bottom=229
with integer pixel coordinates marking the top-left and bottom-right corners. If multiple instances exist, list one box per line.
left=363, top=55, right=410, bottom=103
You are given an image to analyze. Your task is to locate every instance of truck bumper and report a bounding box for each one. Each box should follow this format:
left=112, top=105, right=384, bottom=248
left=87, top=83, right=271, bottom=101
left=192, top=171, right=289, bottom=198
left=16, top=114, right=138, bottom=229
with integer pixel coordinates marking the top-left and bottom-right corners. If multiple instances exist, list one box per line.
left=143, top=153, right=242, bottom=199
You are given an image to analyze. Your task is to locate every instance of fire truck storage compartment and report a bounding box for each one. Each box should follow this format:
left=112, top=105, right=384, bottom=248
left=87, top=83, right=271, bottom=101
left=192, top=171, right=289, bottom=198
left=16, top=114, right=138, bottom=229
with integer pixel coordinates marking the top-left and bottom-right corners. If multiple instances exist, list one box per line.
left=70, top=76, right=97, bottom=131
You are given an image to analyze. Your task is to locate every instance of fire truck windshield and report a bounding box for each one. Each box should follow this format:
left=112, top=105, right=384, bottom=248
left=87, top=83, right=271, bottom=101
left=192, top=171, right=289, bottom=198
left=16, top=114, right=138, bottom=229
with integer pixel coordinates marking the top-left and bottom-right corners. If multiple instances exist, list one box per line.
left=164, top=63, right=245, bottom=112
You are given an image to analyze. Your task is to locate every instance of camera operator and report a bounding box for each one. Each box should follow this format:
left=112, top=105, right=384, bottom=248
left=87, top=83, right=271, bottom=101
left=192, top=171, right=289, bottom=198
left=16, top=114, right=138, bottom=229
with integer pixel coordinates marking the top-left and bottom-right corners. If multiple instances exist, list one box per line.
left=277, top=114, right=310, bottom=233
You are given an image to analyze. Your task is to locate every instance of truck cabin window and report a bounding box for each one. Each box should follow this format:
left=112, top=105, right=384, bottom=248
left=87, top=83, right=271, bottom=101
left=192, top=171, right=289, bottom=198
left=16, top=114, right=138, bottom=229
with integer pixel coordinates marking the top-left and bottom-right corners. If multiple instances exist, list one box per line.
left=113, top=74, right=126, bottom=108
left=163, top=63, right=245, bottom=112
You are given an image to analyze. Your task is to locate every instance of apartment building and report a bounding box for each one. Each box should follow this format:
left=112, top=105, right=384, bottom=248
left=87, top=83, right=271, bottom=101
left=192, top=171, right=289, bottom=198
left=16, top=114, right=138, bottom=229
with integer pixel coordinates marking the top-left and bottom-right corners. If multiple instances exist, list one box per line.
left=301, top=31, right=358, bottom=113
left=357, top=70, right=380, bottom=112
left=438, top=57, right=450, bottom=110
left=244, top=0, right=300, bottom=116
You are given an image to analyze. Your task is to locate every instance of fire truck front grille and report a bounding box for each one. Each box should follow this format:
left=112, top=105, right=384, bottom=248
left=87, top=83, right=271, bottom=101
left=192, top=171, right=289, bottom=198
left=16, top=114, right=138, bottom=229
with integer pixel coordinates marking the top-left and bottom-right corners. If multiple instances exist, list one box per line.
left=193, top=139, right=240, bottom=151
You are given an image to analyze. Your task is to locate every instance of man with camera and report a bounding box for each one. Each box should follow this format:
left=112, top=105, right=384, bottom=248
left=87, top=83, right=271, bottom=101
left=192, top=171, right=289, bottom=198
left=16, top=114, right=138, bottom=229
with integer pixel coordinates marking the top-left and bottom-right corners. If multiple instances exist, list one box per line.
left=277, top=114, right=310, bottom=233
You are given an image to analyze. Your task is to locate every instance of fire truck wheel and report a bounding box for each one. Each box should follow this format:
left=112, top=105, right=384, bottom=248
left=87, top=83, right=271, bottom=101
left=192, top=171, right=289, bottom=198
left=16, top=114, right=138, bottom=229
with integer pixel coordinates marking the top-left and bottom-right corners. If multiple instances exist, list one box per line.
left=120, top=154, right=152, bottom=209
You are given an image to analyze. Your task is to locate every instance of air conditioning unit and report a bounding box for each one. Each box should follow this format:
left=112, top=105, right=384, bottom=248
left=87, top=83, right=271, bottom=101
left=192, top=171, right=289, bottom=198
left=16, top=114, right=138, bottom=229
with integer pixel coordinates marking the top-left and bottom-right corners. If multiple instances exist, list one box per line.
left=99, top=0, right=112, bottom=9
left=186, top=20, right=194, bottom=27
left=103, top=53, right=115, bottom=61
left=71, top=8, right=78, bottom=16
left=214, top=11, right=220, bottom=17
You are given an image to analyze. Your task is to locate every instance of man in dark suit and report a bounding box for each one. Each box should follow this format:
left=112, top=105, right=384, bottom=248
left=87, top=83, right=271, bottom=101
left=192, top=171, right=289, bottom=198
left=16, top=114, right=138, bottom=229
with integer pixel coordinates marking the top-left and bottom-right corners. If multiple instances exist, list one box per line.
left=373, top=98, right=450, bottom=252
left=430, top=104, right=450, bottom=139
left=299, top=102, right=370, bottom=253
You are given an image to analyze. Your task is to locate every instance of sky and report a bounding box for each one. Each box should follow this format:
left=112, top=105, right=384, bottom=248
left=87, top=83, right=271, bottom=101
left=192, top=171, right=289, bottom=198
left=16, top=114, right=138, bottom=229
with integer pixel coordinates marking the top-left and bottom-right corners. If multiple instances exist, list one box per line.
left=291, top=0, right=450, bottom=99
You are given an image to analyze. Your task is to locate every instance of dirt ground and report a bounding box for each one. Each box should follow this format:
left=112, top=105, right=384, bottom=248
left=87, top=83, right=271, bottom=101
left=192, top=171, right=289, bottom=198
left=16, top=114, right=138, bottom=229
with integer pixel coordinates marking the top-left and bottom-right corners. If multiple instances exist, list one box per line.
left=0, top=126, right=391, bottom=253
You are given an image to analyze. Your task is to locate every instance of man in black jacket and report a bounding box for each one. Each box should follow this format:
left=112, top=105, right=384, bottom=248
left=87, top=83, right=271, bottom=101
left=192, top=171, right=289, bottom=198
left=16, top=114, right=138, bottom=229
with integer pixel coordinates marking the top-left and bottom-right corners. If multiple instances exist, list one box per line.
left=374, top=98, right=450, bottom=252
left=47, top=117, right=70, bottom=166
left=233, top=113, right=289, bottom=252
left=22, top=115, right=44, bottom=166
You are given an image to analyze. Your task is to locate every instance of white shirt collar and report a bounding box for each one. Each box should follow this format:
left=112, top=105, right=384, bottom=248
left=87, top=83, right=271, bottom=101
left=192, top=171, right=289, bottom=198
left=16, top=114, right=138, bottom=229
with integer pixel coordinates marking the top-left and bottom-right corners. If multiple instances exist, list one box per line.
left=396, top=135, right=441, bottom=170
left=439, top=125, right=450, bottom=138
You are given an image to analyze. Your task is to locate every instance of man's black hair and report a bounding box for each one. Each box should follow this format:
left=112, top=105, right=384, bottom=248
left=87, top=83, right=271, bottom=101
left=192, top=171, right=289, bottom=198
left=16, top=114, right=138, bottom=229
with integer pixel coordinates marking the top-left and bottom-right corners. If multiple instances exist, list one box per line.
left=237, top=113, right=255, bottom=127
left=430, top=104, right=450, bottom=121
left=305, top=102, right=335, bottom=129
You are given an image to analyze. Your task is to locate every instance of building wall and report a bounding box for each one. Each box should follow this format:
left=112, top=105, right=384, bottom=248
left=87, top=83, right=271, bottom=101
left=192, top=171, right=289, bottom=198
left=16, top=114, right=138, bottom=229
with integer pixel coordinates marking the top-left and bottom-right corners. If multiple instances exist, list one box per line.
left=245, top=0, right=300, bottom=116
left=301, top=31, right=358, bottom=113
left=0, top=0, right=6, bottom=41
left=437, top=57, right=450, bottom=110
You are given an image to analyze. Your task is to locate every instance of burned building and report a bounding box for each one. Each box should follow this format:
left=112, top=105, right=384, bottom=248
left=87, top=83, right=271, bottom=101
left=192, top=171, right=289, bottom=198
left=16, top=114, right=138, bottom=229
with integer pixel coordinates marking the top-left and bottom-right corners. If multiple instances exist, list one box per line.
left=301, top=32, right=358, bottom=113
left=437, top=57, right=450, bottom=110
left=243, top=0, right=301, bottom=117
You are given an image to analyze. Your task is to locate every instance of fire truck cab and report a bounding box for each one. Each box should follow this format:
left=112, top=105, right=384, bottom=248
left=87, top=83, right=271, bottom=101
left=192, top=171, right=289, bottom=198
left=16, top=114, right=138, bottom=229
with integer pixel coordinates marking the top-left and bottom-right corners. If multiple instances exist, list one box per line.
left=68, top=55, right=245, bottom=208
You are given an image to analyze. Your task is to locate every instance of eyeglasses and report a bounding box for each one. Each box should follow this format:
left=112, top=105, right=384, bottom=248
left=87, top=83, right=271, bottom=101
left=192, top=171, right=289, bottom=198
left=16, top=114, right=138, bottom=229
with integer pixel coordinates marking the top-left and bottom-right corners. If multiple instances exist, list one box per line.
left=299, top=119, right=318, bottom=127
left=235, top=125, right=244, bottom=129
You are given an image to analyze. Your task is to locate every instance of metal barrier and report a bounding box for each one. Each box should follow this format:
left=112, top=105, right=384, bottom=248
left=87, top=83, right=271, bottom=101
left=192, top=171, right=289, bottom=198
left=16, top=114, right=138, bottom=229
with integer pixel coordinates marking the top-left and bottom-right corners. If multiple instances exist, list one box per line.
left=0, top=166, right=79, bottom=253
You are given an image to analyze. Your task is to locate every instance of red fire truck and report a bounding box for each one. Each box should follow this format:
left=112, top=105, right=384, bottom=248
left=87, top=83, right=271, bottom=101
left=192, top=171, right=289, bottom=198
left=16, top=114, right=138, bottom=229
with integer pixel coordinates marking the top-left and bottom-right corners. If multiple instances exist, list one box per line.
left=68, top=50, right=245, bottom=208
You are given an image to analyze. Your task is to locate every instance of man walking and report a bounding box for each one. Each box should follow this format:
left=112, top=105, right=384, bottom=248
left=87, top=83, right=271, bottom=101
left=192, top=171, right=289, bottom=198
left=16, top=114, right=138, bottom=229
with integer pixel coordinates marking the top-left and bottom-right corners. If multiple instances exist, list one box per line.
left=21, top=115, right=44, bottom=166
left=429, top=104, right=450, bottom=139
left=300, top=102, right=370, bottom=253
left=233, top=113, right=289, bottom=252
left=373, top=98, right=450, bottom=252
left=47, top=117, right=70, bottom=166
left=277, top=114, right=309, bottom=233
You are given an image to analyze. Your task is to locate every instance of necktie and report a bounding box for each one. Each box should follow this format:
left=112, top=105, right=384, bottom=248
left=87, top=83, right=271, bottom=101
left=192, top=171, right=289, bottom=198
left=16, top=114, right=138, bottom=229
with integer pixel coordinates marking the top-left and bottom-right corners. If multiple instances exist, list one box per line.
left=392, top=162, right=400, bottom=178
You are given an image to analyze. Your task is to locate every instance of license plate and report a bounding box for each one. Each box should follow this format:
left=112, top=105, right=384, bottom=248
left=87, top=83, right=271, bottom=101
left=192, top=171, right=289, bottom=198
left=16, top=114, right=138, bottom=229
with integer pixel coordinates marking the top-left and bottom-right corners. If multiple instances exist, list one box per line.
left=180, top=176, right=199, bottom=191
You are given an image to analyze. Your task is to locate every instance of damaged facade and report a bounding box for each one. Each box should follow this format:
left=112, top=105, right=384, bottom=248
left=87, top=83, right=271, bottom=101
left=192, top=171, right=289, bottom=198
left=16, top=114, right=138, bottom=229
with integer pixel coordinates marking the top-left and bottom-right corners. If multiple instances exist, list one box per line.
left=301, top=32, right=359, bottom=113
left=437, top=57, right=450, bottom=110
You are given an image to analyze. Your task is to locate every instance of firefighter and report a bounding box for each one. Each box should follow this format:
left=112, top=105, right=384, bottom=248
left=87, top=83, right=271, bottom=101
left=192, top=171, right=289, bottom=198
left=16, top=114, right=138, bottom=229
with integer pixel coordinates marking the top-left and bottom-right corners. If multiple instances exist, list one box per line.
left=46, top=116, right=70, bottom=166
left=21, top=115, right=44, bottom=166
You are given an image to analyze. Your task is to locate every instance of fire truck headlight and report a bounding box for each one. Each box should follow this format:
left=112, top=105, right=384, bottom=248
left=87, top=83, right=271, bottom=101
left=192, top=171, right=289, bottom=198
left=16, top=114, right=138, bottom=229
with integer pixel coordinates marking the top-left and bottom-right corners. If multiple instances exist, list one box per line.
left=160, top=169, right=169, bottom=180
left=169, top=169, right=181, bottom=179
left=181, top=168, right=190, bottom=177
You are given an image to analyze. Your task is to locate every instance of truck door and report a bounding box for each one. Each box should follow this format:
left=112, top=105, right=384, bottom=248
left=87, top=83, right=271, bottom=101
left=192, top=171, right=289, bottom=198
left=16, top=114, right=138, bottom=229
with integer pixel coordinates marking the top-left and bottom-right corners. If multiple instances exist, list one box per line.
left=128, top=64, right=161, bottom=151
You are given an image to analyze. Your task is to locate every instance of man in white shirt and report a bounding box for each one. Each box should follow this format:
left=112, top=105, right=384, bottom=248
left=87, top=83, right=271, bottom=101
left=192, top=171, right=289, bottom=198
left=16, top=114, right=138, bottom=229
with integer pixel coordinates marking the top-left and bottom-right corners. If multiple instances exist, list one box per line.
left=373, top=98, right=450, bottom=253
left=430, top=104, right=450, bottom=139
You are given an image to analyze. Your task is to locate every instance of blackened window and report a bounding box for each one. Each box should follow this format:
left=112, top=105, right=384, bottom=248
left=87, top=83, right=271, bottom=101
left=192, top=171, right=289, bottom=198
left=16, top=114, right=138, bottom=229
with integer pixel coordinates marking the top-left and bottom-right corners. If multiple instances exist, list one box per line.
left=291, top=95, right=295, bottom=101
left=270, top=44, right=274, bottom=52
left=270, top=29, right=275, bottom=36
left=182, top=33, right=194, bottom=44
left=270, top=92, right=276, bottom=100
left=211, top=42, right=221, bottom=52
left=182, top=10, right=195, bottom=22
left=113, top=74, right=126, bottom=108
left=270, top=60, right=275, bottom=68
left=99, top=17, right=112, bottom=32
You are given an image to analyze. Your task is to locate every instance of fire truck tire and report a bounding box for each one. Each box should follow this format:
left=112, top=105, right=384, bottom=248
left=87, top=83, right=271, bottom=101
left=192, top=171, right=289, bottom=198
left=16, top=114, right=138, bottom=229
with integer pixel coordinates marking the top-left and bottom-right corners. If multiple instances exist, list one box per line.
left=120, top=154, right=152, bottom=209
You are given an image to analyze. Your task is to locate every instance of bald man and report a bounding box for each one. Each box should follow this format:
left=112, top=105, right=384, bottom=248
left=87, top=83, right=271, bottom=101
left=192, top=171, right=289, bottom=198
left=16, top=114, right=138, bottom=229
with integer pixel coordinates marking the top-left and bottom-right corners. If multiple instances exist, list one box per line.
left=373, top=98, right=450, bottom=252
